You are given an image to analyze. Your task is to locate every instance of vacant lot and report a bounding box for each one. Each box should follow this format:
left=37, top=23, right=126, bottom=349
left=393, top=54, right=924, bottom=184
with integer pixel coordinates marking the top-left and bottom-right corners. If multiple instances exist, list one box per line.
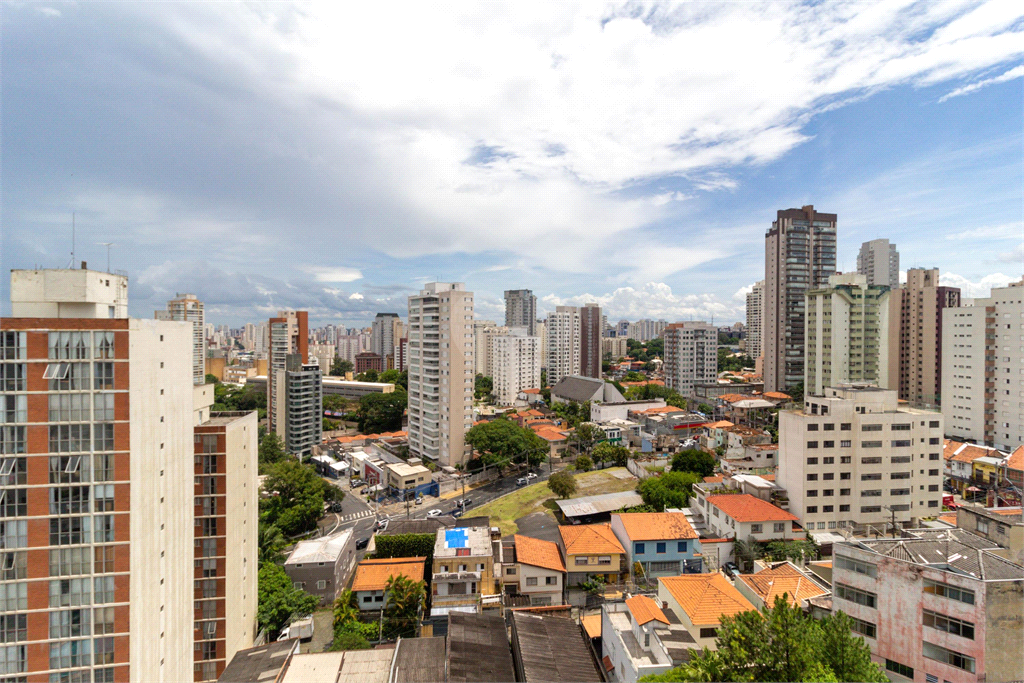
left=472, top=467, right=638, bottom=536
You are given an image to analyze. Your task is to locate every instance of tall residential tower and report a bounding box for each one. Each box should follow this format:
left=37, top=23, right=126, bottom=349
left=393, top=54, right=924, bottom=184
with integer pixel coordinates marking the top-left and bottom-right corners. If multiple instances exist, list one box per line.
left=745, top=280, right=764, bottom=362
left=504, top=290, right=537, bottom=336
left=579, top=303, right=602, bottom=379
left=545, top=306, right=580, bottom=386
left=267, top=310, right=307, bottom=435
left=856, top=238, right=899, bottom=289
left=156, top=293, right=205, bottom=385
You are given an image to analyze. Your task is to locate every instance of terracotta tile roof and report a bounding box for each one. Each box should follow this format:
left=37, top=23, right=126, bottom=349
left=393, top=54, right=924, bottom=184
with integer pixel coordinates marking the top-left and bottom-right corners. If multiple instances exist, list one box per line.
left=534, top=427, right=568, bottom=442
left=763, top=392, right=791, bottom=400
left=936, top=513, right=958, bottom=526
left=350, top=557, right=426, bottom=593
left=705, top=421, right=735, bottom=429
left=949, top=442, right=1002, bottom=464
left=660, top=574, right=754, bottom=626
left=514, top=535, right=566, bottom=573
left=625, top=595, right=669, bottom=626
left=1007, top=446, right=1023, bottom=473
left=986, top=507, right=1023, bottom=517
left=559, top=523, right=625, bottom=556
left=613, top=512, right=698, bottom=541
left=635, top=406, right=684, bottom=415
left=717, top=394, right=750, bottom=404
left=520, top=388, right=542, bottom=394
left=737, top=565, right=827, bottom=607
left=581, top=614, right=602, bottom=639
left=703, top=475, right=724, bottom=484
left=706, top=493, right=798, bottom=523
left=760, top=474, right=776, bottom=481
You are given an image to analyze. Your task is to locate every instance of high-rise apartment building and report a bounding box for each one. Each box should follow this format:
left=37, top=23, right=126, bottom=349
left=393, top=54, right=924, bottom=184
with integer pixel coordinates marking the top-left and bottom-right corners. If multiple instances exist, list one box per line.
left=504, top=290, right=537, bottom=336
left=308, top=343, right=336, bottom=374
left=856, top=238, right=899, bottom=289
left=393, top=338, right=408, bottom=372
left=334, top=335, right=362, bottom=365
left=546, top=306, right=580, bottom=386
left=407, top=283, right=474, bottom=466
left=888, top=268, right=960, bottom=407
left=490, top=329, right=542, bottom=405
left=536, top=320, right=547, bottom=371
left=616, top=320, right=630, bottom=338
left=371, top=313, right=403, bottom=369
left=764, top=205, right=838, bottom=392
left=274, top=354, right=322, bottom=458
left=156, top=293, right=205, bottom=385
left=777, top=385, right=944, bottom=533
left=580, top=303, right=602, bottom=379
left=472, top=321, right=507, bottom=377
left=805, top=273, right=893, bottom=396
left=745, top=280, right=764, bottom=362
left=942, top=279, right=1024, bottom=451
left=267, top=311, right=308, bottom=435
left=0, top=268, right=204, bottom=682
left=662, top=322, right=718, bottom=396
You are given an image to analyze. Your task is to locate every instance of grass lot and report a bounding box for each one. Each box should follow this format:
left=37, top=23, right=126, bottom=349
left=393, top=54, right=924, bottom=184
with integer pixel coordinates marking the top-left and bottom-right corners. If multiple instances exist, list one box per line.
left=472, top=467, right=638, bottom=536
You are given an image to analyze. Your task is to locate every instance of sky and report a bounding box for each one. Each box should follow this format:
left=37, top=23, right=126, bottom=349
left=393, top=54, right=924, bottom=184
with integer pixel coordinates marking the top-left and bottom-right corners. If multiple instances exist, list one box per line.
left=2, top=1, right=1022, bottom=328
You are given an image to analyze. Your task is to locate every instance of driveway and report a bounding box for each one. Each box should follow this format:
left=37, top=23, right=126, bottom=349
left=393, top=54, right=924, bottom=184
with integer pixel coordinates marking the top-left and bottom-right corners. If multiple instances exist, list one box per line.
left=512, top=512, right=563, bottom=545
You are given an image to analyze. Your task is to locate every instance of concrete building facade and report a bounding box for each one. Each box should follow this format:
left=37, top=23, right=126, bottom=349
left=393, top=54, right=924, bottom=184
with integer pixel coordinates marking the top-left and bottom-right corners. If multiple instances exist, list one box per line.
left=805, top=273, right=893, bottom=396
left=857, top=238, right=900, bottom=290
left=663, top=322, right=718, bottom=397
left=370, top=313, right=403, bottom=370
left=504, top=290, right=537, bottom=336
left=490, top=329, right=542, bottom=406
left=778, top=385, right=944, bottom=533
left=407, top=283, right=474, bottom=467
left=942, top=279, right=1024, bottom=451
left=274, top=355, right=322, bottom=459
left=763, top=205, right=838, bottom=393
left=580, top=303, right=602, bottom=379
left=546, top=306, right=581, bottom=386
left=267, top=311, right=308, bottom=436
left=745, top=280, right=764, bottom=363
left=155, top=293, right=205, bottom=385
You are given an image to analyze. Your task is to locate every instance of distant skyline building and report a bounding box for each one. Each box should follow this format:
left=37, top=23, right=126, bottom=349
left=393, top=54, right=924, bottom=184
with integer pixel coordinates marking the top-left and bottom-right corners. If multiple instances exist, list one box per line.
left=546, top=305, right=581, bottom=385
left=156, top=292, right=205, bottom=385
left=580, top=302, right=602, bottom=379
left=856, top=238, right=900, bottom=289
left=308, top=343, right=336, bottom=374
left=370, top=312, right=403, bottom=369
left=490, top=328, right=542, bottom=405
left=663, top=321, right=718, bottom=396
left=407, top=282, right=475, bottom=466
left=763, top=205, right=838, bottom=393
left=267, top=310, right=308, bottom=435
left=504, top=289, right=537, bottom=336
left=745, top=280, right=764, bottom=362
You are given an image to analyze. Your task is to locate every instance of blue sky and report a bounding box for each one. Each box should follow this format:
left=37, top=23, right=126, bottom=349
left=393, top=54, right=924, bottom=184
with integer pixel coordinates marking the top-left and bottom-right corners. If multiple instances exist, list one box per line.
left=1, top=1, right=1021, bottom=327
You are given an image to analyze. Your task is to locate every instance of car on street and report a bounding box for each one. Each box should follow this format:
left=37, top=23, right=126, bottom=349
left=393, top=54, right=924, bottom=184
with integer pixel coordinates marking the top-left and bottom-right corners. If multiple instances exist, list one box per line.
left=516, top=477, right=528, bottom=486
left=426, top=509, right=443, bottom=518
left=722, top=562, right=740, bottom=579
left=376, top=518, right=389, bottom=531
left=355, top=537, right=369, bottom=550
left=415, top=496, right=424, bottom=505
left=526, top=472, right=538, bottom=480
left=350, top=479, right=363, bottom=489
left=455, top=498, right=472, bottom=508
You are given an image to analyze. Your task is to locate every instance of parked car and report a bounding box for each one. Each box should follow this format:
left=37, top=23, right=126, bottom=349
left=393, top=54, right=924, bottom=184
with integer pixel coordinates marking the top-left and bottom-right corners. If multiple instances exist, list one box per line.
left=426, top=509, right=443, bottom=518
left=376, top=518, right=389, bottom=531
left=516, top=477, right=528, bottom=486
left=526, top=472, right=538, bottom=480
left=722, top=562, right=740, bottom=579
left=414, top=496, right=424, bottom=505
left=355, top=537, right=370, bottom=550
left=330, top=501, right=343, bottom=513
left=350, top=479, right=363, bottom=489
left=455, top=498, right=472, bottom=508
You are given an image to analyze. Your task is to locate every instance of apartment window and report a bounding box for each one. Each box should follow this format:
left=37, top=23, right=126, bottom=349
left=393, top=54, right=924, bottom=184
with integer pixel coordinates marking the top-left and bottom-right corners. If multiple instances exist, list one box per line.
left=861, top=442, right=882, bottom=449
left=773, top=523, right=785, bottom=533
left=806, top=490, right=818, bottom=498
left=201, top=641, right=217, bottom=661
left=200, top=579, right=217, bottom=599
left=807, top=441, right=818, bottom=449
left=94, top=332, right=115, bottom=359
left=677, top=541, right=688, bottom=552
left=598, top=556, right=611, bottom=565
left=807, top=473, right=818, bottom=481
left=823, top=441, right=834, bottom=449
left=49, top=332, right=90, bottom=360
left=49, top=394, right=89, bottom=422
left=0, top=331, right=26, bottom=360
left=49, top=639, right=92, bottom=670
left=50, top=486, right=90, bottom=514
left=93, top=576, right=115, bottom=604
left=823, top=472, right=834, bottom=481
left=50, top=516, right=91, bottom=545
left=862, top=505, right=882, bottom=513
left=49, top=609, right=91, bottom=639
left=93, top=423, right=115, bottom=452
left=0, top=520, right=27, bottom=549
left=49, top=362, right=90, bottom=391
left=929, top=437, right=940, bottom=445
left=923, top=609, right=974, bottom=639
left=835, top=555, right=877, bottom=577
left=922, top=642, right=975, bottom=673
left=200, top=518, right=218, bottom=537
left=862, top=424, right=882, bottom=432
left=526, top=577, right=538, bottom=586
left=635, top=543, right=645, bottom=554
left=49, top=425, right=92, bottom=453
left=891, top=440, right=912, bottom=448
left=49, top=578, right=91, bottom=607
left=699, top=628, right=717, bottom=639
left=94, top=636, right=115, bottom=665
left=93, top=362, right=115, bottom=390
left=201, top=435, right=218, bottom=453
left=923, top=579, right=975, bottom=605
left=656, top=542, right=666, bottom=553
left=94, top=546, right=115, bottom=574
left=0, top=488, right=27, bottom=518
left=93, top=454, right=114, bottom=482
left=0, top=614, right=26, bottom=644
left=890, top=472, right=911, bottom=480
left=806, top=457, right=818, bottom=465
left=201, top=559, right=217, bottom=578
left=751, top=524, right=763, bottom=533
left=0, top=583, right=26, bottom=612
left=199, top=601, right=217, bottom=621
left=840, top=504, right=850, bottom=512
left=545, top=575, right=557, bottom=585
left=929, top=453, right=940, bottom=461
left=840, top=454, right=851, bottom=462
left=885, top=659, right=914, bottom=679
left=0, top=395, right=26, bottom=425
left=0, top=427, right=25, bottom=456
left=806, top=506, right=818, bottom=513
left=575, top=557, right=588, bottom=566
left=93, top=484, right=114, bottom=512
left=49, top=548, right=92, bottom=576
left=835, top=583, right=876, bottom=608
left=0, top=364, right=25, bottom=392
left=94, top=515, right=115, bottom=543
left=850, top=617, right=876, bottom=639
left=198, top=538, right=217, bottom=558
left=0, top=551, right=26, bottom=581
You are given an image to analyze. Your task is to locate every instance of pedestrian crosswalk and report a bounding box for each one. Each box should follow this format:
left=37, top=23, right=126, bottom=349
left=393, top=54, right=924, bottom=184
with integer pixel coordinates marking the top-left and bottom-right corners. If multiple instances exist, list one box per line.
left=341, top=510, right=374, bottom=522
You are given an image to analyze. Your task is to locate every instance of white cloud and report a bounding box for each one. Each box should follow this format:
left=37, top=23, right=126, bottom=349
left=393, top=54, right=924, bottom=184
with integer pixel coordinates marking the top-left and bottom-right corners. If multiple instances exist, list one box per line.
left=945, top=222, right=1023, bottom=240
left=540, top=281, right=744, bottom=322
left=733, top=284, right=755, bottom=300
left=940, top=271, right=1019, bottom=298
left=36, top=7, right=61, bottom=18
left=940, top=64, right=1024, bottom=101
left=306, top=266, right=363, bottom=283
left=348, top=292, right=364, bottom=300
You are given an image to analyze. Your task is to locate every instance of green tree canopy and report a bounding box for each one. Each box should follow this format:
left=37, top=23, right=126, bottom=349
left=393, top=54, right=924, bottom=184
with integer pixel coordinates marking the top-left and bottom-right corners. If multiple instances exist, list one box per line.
left=205, top=373, right=221, bottom=385
left=592, top=442, right=632, bottom=468
left=331, top=357, right=354, bottom=376
left=383, top=575, right=425, bottom=639
left=357, top=390, right=407, bottom=433
left=256, top=522, right=286, bottom=567
left=547, top=470, right=578, bottom=498
left=257, top=562, right=319, bottom=635
left=474, top=374, right=494, bottom=400
left=623, top=371, right=647, bottom=382
left=571, top=422, right=602, bottom=455
left=258, top=431, right=287, bottom=469
left=260, top=459, right=326, bottom=536
left=550, top=400, right=591, bottom=428
left=379, top=369, right=403, bottom=384
left=355, top=368, right=379, bottom=382
left=718, top=348, right=755, bottom=373
left=465, top=416, right=548, bottom=470
left=575, top=454, right=593, bottom=471
left=671, top=449, right=716, bottom=478
left=323, top=394, right=352, bottom=414
left=623, top=383, right=687, bottom=409
left=638, top=471, right=700, bottom=510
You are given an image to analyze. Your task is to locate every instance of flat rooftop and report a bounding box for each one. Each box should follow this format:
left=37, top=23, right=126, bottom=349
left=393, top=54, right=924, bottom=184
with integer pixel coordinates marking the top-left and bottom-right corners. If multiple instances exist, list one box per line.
left=434, top=526, right=492, bottom=558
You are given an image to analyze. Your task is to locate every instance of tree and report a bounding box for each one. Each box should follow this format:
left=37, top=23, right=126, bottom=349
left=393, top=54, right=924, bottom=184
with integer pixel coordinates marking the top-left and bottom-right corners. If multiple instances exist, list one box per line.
left=465, top=417, right=548, bottom=471
left=670, top=449, right=716, bottom=478
left=697, top=403, right=713, bottom=415
left=260, top=459, right=326, bottom=536
left=355, top=369, right=379, bottom=382
left=205, top=373, right=221, bottom=385
left=818, top=612, right=889, bottom=682
left=332, top=628, right=371, bottom=651
left=717, top=348, right=755, bottom=373
left=641, top=361, right=656, bottom=373
left=257, top=522, right=286, bottom=566
left=623, top=383, right=687, bottom=409
left=575, top=454, right=593, bottom=471
left=332, top=589, right=360, bottom=630
left=732, top=537, right=764, bottom=573
left=379, top=369, right=402, bottom=385
left=357, top=391, right=407, bottom=433
left=331, top=357, right=354, bottom=376
left=624, top=371, right=646, bottom=382
left=638, top=471, right=700, bottom=510
left=258, top=431, right=286, bottom=469
left=593, top=442, right=632, bottom=468
left=571, top=422, right=602, bottom=455
left=474, top=374, right=494, bottom=400
left=382, top=575, right=425, bottom=639
left=547, top=470, right=577, bottom=498
left=715, top=445, right=726, bottom=457
left=257, top=562, right=319, bottom=635
left=323, top=394, right=352, bottom=415
left=646, top=338, right=664, bottom=357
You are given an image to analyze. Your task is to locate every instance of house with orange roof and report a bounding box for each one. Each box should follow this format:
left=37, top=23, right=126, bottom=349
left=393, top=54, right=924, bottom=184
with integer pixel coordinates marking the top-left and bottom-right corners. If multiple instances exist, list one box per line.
left=658, top=573, right=755, bottom=649
left=610, top=512, right=703, bottom=577
left=558, top=523, right=627, bottom=585
left=944, top=439, right=1006, bottom=494
left=761, top=391, right=791, bottom=404
left=506, top=535, right=566, bottom=606
left=531, top=424, right=570, bottom=459
left=700, top=420, right=735, bottom=451
left=734, top=561, right=828, bottom=610
left=703, top=493, right=803, bottom=542
left=351, top=556, right=426, bottom=610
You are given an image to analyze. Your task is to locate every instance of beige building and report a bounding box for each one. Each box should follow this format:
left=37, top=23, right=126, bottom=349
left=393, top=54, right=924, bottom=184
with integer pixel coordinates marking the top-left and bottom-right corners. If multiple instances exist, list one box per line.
left=658, top=574, right=755, bottom=650
left=888, top=268, right=960, bottom=407
left=602, top=337, right=630, bottom=359
left=504, top=289, right=537, bottom=336
left=546, top=306, right=581, bottom=385
left=504, top=535, right=565, bottom=606
left=473, top=323, right=508, bottom=378
left=430, top=526, right=499, bottom=616
left=856, top=238, right=899, bottom=289
left=155, top=293, right=205, bottom=385
left=745, top=280, right=764, bottom=363
left=805, top=272, right=893, bottom=396
left=778, top=385, right=944, bottom=533
left=407, top=283, right=474, bottom=466
left=663, top=321, right=717, bottom=396
left=267, top=310, right=307, bottom=435
left=490, top=329, right=542, bottom=406
left=955, top=504, right=1024, bottom=565
left=942, top=279, right=1024, bottom=450
left=308, top=343, right=336, bottom=374
left=763, top=205, right=838, bottom=393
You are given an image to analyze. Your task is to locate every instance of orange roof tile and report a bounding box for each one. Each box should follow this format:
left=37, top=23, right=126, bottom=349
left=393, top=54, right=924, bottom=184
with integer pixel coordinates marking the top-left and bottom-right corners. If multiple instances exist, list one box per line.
left=949, top=442, right=1002, bottom=464
left=737, top=564, right=827, bottom=607
left=986, top=507, right=1023, bottom=517
left=706, top=493, right=798, bottom=523
left=717, top=394, right=750, bottom=404
left=534, top=427, right=568, bottom=442
left=625, top=595, right=669, bottom=626
left=763, top=392, right=791, bottom=400
left=638, top=406, right=685, bottom=415
left=581, top=614, right=602, bottom=639
left=703, top=475, right=724, bottom=484
left=521, top=388, right=542, bottom=394
left=760, top=474, right=776, bottom=481
left=1007, top=446, right=1023, bottom=473
left=613, top=512, right=698, bottom=541
left=705, top=421, right=735, bottom=429
left=660, top=574, right=754, bottom=626
left=936, top=513, right=958, bottom=526
left=559, top=523, right=625, bottom=556
left=514, top=535, right=566, bottom=573
left=350, top=557, right=426, bottom=593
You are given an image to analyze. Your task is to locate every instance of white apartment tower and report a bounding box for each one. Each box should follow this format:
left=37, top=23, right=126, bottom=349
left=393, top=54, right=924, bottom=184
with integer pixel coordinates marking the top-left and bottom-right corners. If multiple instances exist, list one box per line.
left=504, top=290, right=537, bottom=336
left=764, top=206, right=838, bottom=393
left=546, top=306, right=581, bottom=385
left=490, top=328, right=542, bottom=405
left=662, top=322, right=718, bottom=396
left=267, top=311, right=307, bottom=436
left=371, top=313, right=403, bottom=369
left=745, top=280, right=764, bottom=362
left=156, top=293, right=205, bottom=385
left=777, top=385, right=944, bottom=533
left=805, top=273, right=893, bottom=397
left=274, top=354, right=323, bottom=458
left=472, top=320, right=507, bottom=377
left=407, top=283, right=474, bottom=466
left=856, top=238, right=899, bottom=290
left=942, top=279, right=1024, bottom=451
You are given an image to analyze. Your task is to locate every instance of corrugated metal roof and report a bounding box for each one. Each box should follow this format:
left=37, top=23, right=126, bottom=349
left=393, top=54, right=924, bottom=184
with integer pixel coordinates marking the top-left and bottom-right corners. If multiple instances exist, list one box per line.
left=391, top=637, right=447, bottom=683
left=447, top=612, right=515, bottom=683
left=337, top=649, right=394, bottom=683
left=281, top=652, right=342, bottom=683
left=511, top=612, right=603, bottom=682
left=555, top=490, right=644, bottom=517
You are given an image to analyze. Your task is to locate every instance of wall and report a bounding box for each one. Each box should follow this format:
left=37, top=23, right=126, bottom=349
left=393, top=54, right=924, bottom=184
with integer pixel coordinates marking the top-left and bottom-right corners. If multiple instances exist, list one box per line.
left=983, top=580, right=1024, bottom=683
left=657, top=582, right=717, bottom=650
left=517, top=563, right=562, bottom=605
left=223, top=412, right=258, bottom=666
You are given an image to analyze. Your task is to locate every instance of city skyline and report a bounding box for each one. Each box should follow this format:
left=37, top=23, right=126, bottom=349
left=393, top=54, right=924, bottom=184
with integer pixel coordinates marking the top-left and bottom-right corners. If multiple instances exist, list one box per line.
left=1, top=2, right=1021, bottom=327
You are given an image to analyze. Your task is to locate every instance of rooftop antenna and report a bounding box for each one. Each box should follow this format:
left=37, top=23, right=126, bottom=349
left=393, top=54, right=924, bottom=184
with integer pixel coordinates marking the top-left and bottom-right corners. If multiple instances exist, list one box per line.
left=97, top=243, right=115, bottom=273
left=67, top=212, right=76, bottom=269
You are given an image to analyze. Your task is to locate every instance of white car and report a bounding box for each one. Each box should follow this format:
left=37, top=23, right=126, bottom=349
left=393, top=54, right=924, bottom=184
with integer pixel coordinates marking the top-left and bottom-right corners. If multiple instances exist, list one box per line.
left=376, top=518, right=389, bottom=531
left=426, top=509, right=443, bottom=518
left=526, top=472, right=539, bottom=480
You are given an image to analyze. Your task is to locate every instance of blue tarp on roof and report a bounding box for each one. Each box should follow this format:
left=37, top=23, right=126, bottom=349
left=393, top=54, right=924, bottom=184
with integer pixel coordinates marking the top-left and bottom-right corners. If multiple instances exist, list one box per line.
left=445, top=529, right=467, bottom=549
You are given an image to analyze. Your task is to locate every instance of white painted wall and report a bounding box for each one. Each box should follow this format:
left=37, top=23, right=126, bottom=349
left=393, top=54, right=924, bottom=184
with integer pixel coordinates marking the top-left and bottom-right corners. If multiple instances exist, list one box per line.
left=224, top=411, right=258, bottom=663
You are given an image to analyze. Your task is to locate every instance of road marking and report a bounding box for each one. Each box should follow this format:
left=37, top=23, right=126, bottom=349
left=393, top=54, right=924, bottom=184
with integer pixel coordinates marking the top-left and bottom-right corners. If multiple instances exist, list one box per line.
left=341, top=510, right=374, bottom=522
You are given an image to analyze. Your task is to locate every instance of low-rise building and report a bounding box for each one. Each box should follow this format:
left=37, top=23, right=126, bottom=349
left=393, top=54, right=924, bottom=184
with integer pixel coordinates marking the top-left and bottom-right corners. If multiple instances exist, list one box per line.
left=722, top=443, right=778, bottom=474
left=833, top=534, right=1024, bottom=683
left=559, top=523, right=628, bottom=585
left=722, top=425, right=773, bottom=458
left=735, top=561, right=829, bottom=610
left=611, top=512, right=703, bottom=578
left=601, top=596, right=697, bottom=683
left=447, top=611, right=516, bottom=680
left=955, top=504, right=1024, bottom=565
left=283, top=529, right=357, bottom=605
left=355, top=351, right=385, bottom=373
left=509, top=611, right=604, bottom=683
left=943, top=440, right=1002, bottom=495
left=508, top=534, right=566, bottom=606
left=551, top=374, right=626, bottom=405
left=384, top=459, right=434, bottom=500
left=431, top=526, right=499, bottom=617
left=699, top=493, right=803, bottom=542
left=350, top=556, right=427, bottom=610
left=658, top=574, right=756, bottom=649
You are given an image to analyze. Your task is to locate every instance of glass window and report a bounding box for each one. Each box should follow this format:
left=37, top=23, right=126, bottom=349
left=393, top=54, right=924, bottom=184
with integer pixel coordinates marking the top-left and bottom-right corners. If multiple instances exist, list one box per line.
left=0, top=426, right=26, bottom=455
left=922, top=642, right=975, bottom=673
left=49, top=638, right=92, bottom=670
left=885, top=659, right=913, bottom=679
left=635, top=543, right=645, bottom=554
left=50, top=362, right=90, bottom=391
left=0, top=364, right=25, bottom=392
left=0, top=395, right=26, bottom=425
left=656, top=542, right=666, bottom=553
left=49, top=609, right=91, bottom=639
left=93, top=576, right=115, bottom=604
left=49, top=548, right=92, bottom=576
left=49, top=578, right=92, bottom=607
left=0, top=583, right=27, bottom=612
left=49, top=424, right=91, bottom=453
left=93, top=423, right=115, bottom=452
left=94, top=394, right=115, bottom=421
left=923, top=579, right=975, bottom=605
left=94, top=332, right=115, bottom=359
left=0, top=488, right=27, bottom=518
left=93, top=362, right=114, bottom=390
left=0, top=331, right=26, bottom=360
left=677, top=541, right=687, bottom=552
left=50, top=516, right=91, bottom=545
left=835, top=555, right=877, bottom=577
left=835, top=582, right=876, bottom=608
left=0, top=520, right=28, bottom=549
